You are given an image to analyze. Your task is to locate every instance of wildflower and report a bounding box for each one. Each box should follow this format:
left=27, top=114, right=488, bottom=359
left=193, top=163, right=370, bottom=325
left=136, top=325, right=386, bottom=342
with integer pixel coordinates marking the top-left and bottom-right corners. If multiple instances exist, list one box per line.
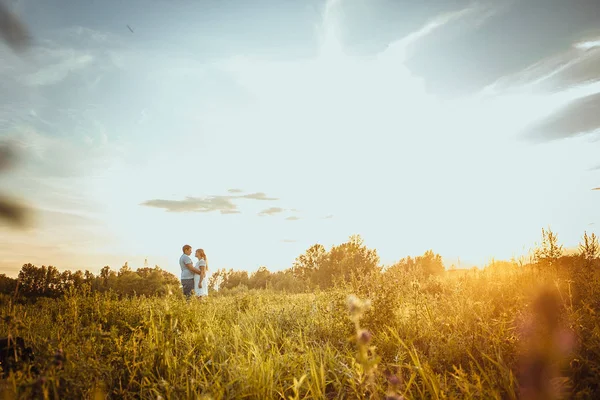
left=387, top=374, right=401, bottom=387
left=357, top=329, right=372, bottom=345
left=384, top=395, right=404, bottom=400
left=347, top=294, right=361, bottom=314
left=347, top=295, right=371, bottom=315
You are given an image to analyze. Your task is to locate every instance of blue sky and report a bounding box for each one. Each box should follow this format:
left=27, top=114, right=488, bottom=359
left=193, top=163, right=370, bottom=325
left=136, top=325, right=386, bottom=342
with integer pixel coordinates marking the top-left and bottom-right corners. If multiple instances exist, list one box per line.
left=1, top=0, right=599, bottom=277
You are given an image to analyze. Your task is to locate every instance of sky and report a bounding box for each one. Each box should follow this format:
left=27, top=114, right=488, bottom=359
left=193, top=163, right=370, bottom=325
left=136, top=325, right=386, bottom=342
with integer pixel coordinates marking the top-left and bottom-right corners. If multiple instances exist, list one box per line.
left=1, top=0, right=599, bottom=277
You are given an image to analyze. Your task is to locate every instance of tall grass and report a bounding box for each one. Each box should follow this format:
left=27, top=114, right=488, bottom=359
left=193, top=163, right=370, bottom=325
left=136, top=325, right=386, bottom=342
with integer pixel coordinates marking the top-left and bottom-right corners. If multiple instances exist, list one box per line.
left=0, top=267, right=597, bottom=399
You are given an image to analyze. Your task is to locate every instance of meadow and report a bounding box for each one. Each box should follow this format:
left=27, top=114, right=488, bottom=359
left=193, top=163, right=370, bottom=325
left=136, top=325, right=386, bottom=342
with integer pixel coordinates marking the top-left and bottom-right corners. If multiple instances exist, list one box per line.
left=1, top=258, right=599, bottom=399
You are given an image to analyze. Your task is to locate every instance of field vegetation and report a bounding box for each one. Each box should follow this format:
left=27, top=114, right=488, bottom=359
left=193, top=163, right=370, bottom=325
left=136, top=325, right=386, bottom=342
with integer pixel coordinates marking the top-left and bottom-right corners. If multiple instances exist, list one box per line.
left=1, top=229, right=599, bottom=399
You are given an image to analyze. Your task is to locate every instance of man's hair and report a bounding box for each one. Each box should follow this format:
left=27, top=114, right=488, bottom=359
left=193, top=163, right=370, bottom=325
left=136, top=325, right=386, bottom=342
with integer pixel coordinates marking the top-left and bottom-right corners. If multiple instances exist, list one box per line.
left=182, top=244, right=192, bottom=252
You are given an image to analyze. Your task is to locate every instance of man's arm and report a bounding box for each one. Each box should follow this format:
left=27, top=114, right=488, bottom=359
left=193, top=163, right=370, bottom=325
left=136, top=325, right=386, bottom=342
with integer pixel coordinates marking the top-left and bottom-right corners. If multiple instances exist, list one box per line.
left=184, top=258, right=202, bottom=275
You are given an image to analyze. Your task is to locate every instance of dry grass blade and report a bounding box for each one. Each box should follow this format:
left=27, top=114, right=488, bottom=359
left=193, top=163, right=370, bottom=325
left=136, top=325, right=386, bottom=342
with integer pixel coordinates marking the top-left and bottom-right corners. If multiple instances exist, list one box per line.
left=0, top=0, right=30, bottom=52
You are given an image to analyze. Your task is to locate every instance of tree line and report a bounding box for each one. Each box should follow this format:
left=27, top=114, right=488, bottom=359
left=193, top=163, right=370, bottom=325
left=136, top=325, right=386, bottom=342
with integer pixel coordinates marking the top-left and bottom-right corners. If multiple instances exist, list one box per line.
left=0, top=262, right=180, bottom=302
left=1, top=229, right=598, bottom=301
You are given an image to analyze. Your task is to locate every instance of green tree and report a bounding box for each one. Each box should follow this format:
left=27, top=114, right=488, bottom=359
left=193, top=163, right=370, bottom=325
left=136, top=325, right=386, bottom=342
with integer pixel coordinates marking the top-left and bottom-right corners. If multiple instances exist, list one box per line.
left=270, top=270, right=308, bottom=293
left=118, top=262, right=131, bottom=277
left=209, top=269, right=225, bottom=292
left=249, top=266, right=271, bottom=289
left=292, top=244, right=326, bottom=284
left=386, top=250, right=444, bottom=279
left=0, top=273, right=17, bottom=295
left=415, top=250, right=445, bottom=276
left=219, top=269, right=249, bottom=290
left=17, top=264, right=63, bottom=298
left=316, top=235, right=380, bottom=288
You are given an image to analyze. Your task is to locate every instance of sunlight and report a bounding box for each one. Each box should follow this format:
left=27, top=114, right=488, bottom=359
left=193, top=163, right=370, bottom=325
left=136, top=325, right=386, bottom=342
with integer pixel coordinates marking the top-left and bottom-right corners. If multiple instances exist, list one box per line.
left=40, top=0, right=600, bottom=273
left=224, top=0, right=542, bottom=148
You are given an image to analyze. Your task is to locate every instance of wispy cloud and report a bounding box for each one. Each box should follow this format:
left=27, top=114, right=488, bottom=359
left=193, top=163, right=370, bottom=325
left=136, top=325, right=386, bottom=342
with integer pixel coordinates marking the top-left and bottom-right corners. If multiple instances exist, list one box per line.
left=380, top=2, right=500, bottom=63
left=1, top=25, right=121, bottom=89
left=593, top=187, right=600, bottom=191
left=2, top=126, right=121, bottom=178
left=240, top=192, right=278, bottom=200
left=282, top=239, right=296, bottom=243
left=258, top=207, right=284, bottom=216
left=227, top=188, right=243, bottom=193
left=484, top=38, right=600, bottom=95
left=141, top=196, right=240, bottom=214
left=18, top=49, right=95, bottom=87
left=141, top=192, right=279, bottom=214
left=525, top=92, right=600, bottom=141
left=285, top=216, right=300, bottom=221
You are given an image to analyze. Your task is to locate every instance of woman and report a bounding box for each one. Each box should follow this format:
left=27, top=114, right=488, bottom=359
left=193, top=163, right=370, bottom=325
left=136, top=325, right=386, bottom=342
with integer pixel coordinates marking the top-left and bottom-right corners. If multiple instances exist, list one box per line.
left=194, top=248, right=209, bottom=298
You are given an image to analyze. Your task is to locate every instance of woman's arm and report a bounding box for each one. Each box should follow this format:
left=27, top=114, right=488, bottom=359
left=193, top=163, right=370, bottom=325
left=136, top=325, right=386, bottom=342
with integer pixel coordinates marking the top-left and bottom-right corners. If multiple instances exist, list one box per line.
left=198, top=262, right=207, bottom=288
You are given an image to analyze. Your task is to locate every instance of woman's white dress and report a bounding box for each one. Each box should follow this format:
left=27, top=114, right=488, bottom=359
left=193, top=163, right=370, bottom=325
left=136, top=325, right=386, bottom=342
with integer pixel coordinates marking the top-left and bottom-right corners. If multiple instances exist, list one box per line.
left=194, top=259, right=208, bottom=297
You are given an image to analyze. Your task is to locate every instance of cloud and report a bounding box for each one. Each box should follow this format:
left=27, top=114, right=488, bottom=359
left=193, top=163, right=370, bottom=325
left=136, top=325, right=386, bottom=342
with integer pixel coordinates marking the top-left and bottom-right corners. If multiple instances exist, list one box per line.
left=1, top=126, right=121, bottom=179
left=227, top=188, right=243, bottom=193
left=18, top=49, right=95, bottom=87
left=241, top=192, right=278, bottom=201
left=0, top=25, right=120, bottom=89
left=524, top=92, right=600, bottom=141
left=323, top=214, right=334, bottom=219
left=0, top=26, right=127, bottom=183
left=484, top=38, right=600, bottom=95
left=282, top=239, right=296, bottom=243
left=379, top=2, right=500, bottom=63
left=258, top=207, right=284, bottom=216
left=403, top=0, right=600, bottom=96
left=285, top=216, right=300, bottom=221
left=141, top=196, right=240, bottom=214
left=593, top=187, right=600, bottom=191
left=141, top=191, right=279, bottom=214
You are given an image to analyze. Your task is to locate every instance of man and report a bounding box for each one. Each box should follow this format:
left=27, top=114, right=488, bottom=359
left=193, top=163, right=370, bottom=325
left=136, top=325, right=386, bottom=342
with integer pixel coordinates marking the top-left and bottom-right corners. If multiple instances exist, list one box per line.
left=179, top=244, right=202, bottom=298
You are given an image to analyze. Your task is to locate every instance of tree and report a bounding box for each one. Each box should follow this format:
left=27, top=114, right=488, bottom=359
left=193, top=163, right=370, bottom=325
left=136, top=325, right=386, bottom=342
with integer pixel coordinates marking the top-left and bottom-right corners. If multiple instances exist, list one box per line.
left=270, top=270, right=308, bottom=293
left=209, top=269, right=225, bottom=292
left=292, top=244, right=326, bottom=283
left=315, top=235, right=380, bottom=288
left=386, top=250, right=445, bottom=279
left=249, top=266, right=271, bottom=289
left=219, top=269, right=249, bottom=290
left=415, top=250, right=445, bottom=276
left=17, top=264, right=63, bottom=298
left=118, top=262, right=131, bottom=277
left=0, top=274, right=17, bottom=295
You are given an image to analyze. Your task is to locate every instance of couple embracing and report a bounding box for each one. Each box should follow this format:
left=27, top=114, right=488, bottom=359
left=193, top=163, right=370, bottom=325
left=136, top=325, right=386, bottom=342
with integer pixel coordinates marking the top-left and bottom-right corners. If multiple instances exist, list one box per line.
left=179, top=244, right=209, bottom=299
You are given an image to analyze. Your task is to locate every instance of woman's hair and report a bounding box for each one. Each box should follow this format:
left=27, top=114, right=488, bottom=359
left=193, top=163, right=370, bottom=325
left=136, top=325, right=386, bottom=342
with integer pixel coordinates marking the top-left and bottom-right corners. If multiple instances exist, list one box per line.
left=196, top=248, right=208, bottom=271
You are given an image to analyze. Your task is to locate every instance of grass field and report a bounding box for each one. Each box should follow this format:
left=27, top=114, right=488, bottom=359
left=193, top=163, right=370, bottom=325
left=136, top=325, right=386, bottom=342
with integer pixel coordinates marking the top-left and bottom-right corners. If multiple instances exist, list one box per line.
left=1, top=263, right=599, bottom=400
